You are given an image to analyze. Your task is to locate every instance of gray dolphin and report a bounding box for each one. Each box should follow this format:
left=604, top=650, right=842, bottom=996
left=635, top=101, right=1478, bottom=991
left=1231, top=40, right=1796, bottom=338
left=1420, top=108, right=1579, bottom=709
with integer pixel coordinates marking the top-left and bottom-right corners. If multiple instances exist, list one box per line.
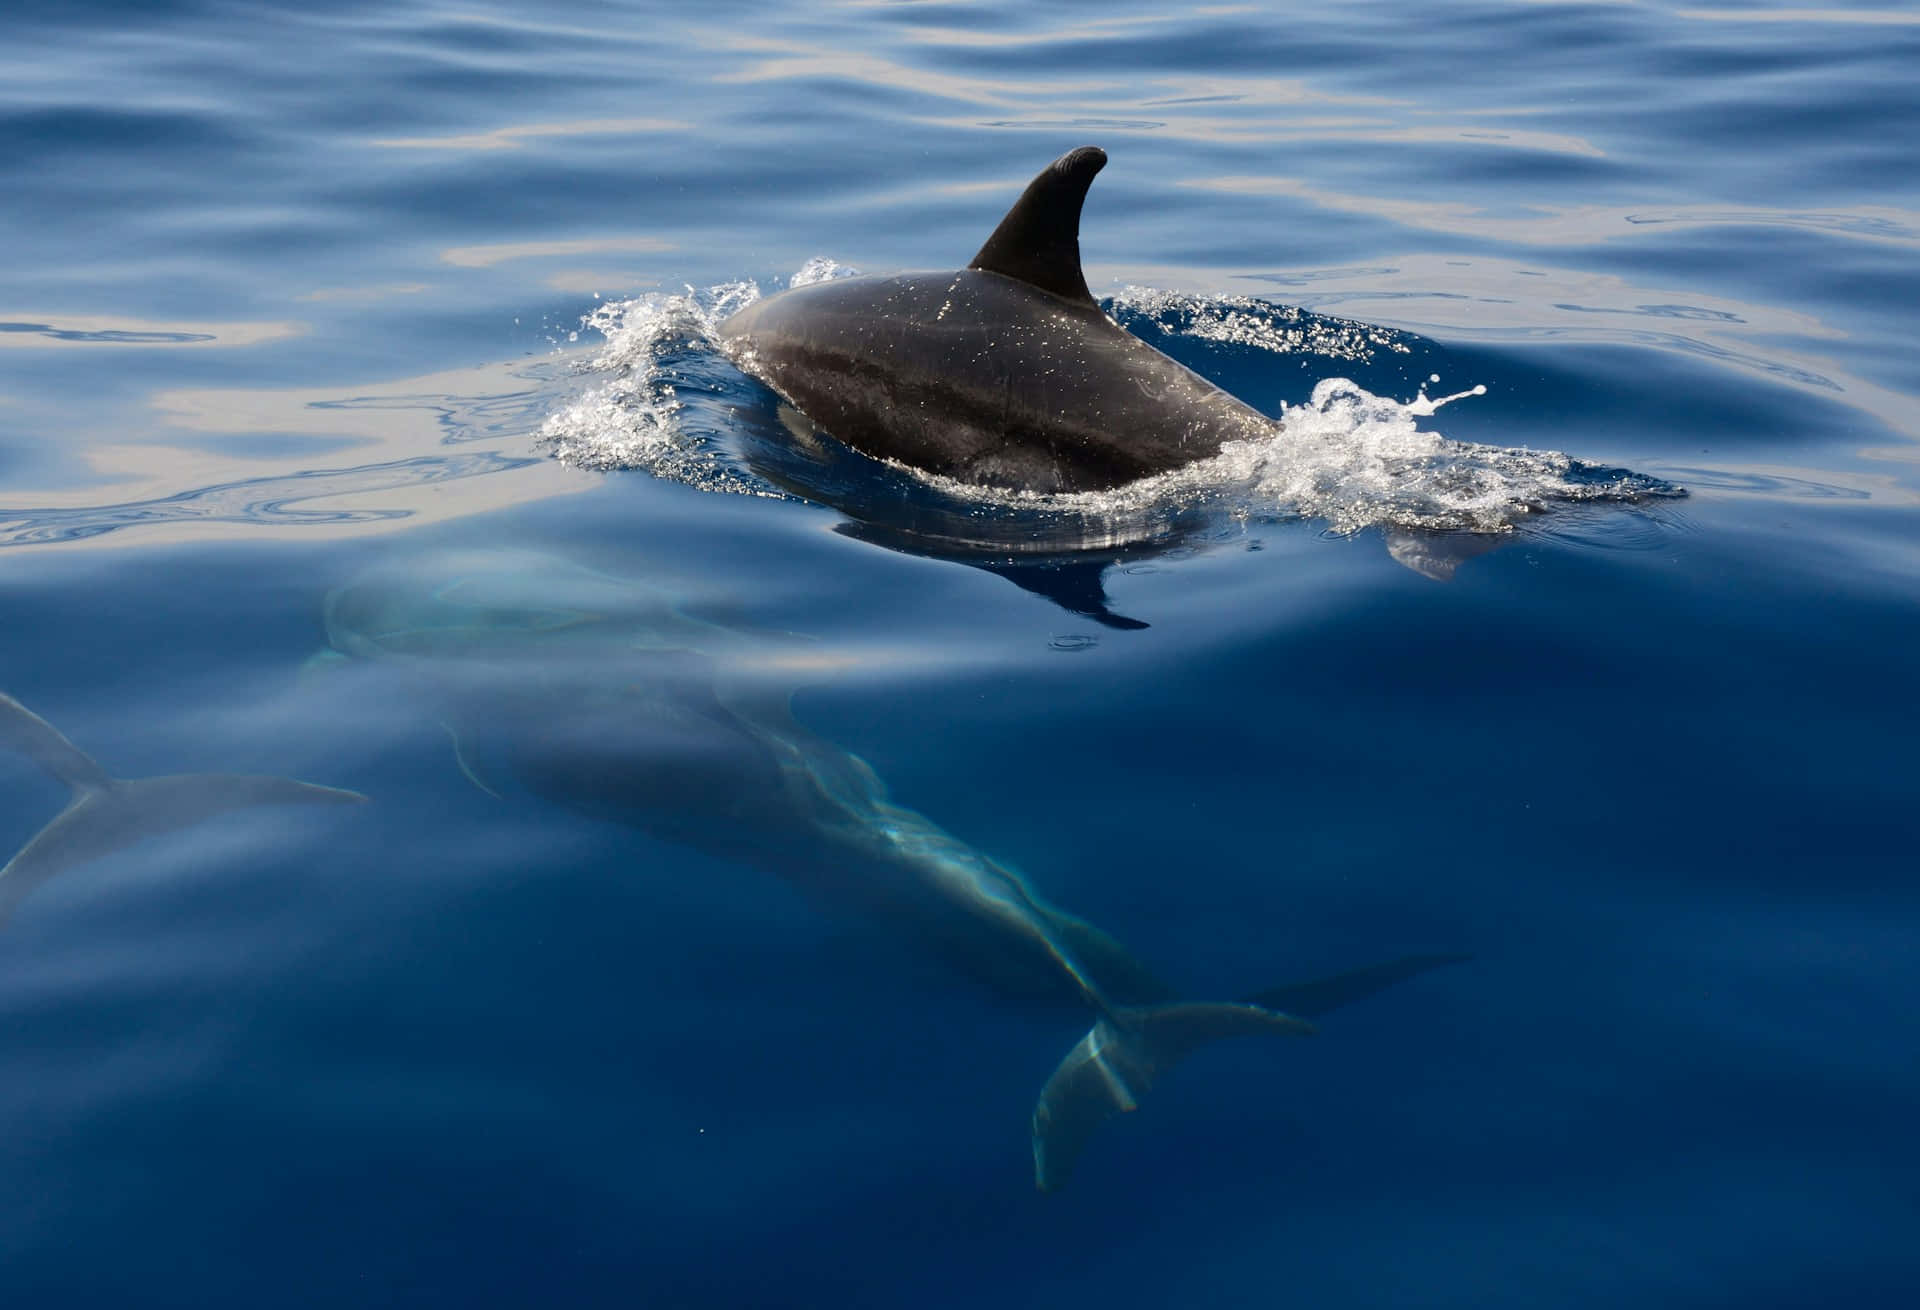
left=0, top=691, right=366, bottom=926
left=320, top=549, right=1461, bottom=1189
left=719, top=146, right=1279, bottom=494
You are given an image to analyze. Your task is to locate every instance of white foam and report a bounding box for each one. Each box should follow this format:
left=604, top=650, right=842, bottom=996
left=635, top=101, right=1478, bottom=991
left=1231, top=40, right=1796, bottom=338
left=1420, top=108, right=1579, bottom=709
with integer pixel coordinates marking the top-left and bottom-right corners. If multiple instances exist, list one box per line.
left=1231, top=378, right=1582, bottom=534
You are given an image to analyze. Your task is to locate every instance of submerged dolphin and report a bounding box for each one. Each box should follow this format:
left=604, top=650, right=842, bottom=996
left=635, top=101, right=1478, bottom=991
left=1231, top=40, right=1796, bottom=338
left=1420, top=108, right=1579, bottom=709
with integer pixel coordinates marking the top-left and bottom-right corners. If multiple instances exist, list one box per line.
left=320, top=549, right=1461, bottom=1189
left=0, top=691, right=366, bottom=926
left=720, top=146, right=1279, bottom=494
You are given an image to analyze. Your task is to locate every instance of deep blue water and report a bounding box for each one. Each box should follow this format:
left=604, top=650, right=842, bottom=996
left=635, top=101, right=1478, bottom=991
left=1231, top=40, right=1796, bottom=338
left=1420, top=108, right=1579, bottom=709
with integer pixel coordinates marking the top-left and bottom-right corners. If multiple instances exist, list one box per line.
left=3, top=1, right=1918, bottom=1305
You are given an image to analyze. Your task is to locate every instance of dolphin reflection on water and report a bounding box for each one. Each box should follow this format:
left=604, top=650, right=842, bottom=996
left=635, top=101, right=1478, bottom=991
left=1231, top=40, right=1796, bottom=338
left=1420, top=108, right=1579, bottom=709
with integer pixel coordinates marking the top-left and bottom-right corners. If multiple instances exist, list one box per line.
left=0, top=691, right=366, bottom=927
left=317, top=548, right=1460, bottom=1190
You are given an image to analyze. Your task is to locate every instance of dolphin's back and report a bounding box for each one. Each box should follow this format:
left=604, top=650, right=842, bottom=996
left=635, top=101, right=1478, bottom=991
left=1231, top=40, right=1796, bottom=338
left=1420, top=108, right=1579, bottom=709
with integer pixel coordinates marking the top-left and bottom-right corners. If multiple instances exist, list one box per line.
left=720, top=146, right=1282, bottom=493
left=722, top=269, right=1273, bottom=494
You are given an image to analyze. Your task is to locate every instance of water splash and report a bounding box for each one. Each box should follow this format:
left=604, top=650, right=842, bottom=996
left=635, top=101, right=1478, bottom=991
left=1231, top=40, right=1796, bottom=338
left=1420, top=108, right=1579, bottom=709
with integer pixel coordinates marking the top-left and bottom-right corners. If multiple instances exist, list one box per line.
left=540, top=271, right=1680, bottom=536
left=1106, top=287, right=1409, bottom=363
left=1240, top=378, right=1662, bottom=534
left=536, top=280, right=772, bottom=492
left=1408, top=373, right=1489, bottom=417
left=788, top=257, right=863, bottom=288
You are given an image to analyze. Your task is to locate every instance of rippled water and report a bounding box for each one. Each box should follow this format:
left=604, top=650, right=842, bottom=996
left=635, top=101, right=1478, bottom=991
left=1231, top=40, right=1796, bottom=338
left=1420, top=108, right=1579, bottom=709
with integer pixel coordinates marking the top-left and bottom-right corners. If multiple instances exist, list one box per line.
left=3, top=2, right=1917, bottom=1306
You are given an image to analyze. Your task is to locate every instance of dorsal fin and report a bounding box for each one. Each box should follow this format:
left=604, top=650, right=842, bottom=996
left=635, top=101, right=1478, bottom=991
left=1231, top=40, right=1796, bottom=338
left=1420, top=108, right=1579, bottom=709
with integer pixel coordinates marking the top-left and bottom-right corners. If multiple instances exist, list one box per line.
left=968, top=146, right=1106, bottom=307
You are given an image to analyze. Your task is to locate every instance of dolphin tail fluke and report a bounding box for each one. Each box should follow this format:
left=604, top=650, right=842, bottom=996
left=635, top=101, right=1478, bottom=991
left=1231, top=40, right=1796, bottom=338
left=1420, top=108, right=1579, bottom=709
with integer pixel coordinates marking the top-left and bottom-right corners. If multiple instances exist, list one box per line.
left=1031, top=1001, right=1314, bottom=1192
left=0, top=691, right=111, bottom=791
left=3, top=688, right=368, bottom=925
left=1, top=771, right=367, bottom=925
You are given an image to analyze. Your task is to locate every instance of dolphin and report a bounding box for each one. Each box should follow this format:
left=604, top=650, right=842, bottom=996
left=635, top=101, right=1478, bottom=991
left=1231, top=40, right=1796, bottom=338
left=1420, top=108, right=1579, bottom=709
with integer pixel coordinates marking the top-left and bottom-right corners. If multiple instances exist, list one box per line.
left=719, top=146, right=1283, bottom=495
left=319, top=548, right=1462, bottom=1189
left=0, top=690, right=366, bottom=926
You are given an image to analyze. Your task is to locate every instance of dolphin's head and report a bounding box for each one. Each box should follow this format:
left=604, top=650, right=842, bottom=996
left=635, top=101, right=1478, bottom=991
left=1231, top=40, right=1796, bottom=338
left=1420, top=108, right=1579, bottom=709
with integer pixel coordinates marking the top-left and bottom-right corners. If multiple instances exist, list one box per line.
left=322, top=549, right=676, bottom=664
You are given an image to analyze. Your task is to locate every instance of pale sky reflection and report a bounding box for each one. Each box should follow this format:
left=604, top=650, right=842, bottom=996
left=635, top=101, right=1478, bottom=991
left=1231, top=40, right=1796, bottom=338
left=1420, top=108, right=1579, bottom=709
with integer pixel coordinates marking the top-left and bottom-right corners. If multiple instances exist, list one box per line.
left=1182, top=176, right=1920, bottom=248
left=542, top=272, right=661, bottom=294
left=898, top=9, right=1260, bottom=50
left=1140, top=75, right=1400, bottom=110
left=704, top=32, right=1623, bottom=154
left=298, top=284, right=432, bottom=303
left=0, top=313, right=304, bottom=350
left=372, top=117, right=688, bottom=151
left=440, top=237, right=675, bottom=268
left=923, top=118, right=1602, bottom=153
left=0, top=361, right=594, bottom=550
left=1674, top=8, right=1920, bottom=26
left=709, top=36, right=1400, bottom=117
left=709, top=41, right=1110, bottom=108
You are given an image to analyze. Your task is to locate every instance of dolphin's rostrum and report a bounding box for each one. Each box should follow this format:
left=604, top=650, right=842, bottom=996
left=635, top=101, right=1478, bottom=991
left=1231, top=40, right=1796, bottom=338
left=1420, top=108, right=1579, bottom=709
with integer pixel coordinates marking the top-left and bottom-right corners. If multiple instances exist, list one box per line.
left=720, top=146, right=1279, bottom=494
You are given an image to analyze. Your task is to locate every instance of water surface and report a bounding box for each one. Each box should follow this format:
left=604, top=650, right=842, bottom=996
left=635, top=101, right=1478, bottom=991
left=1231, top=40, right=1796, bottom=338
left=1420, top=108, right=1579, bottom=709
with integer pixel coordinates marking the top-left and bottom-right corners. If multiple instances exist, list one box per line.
left=2, top=2, right=1917, bottom=1306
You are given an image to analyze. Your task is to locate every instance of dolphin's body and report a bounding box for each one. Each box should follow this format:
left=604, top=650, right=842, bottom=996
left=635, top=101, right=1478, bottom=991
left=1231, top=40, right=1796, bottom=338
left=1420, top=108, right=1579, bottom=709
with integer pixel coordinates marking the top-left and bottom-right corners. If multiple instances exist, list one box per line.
left=0, top=691, right=366, bottom=926
left=719, top=147, right=1276, bottom=494
left=320, top=549, right=1460, bottom=1189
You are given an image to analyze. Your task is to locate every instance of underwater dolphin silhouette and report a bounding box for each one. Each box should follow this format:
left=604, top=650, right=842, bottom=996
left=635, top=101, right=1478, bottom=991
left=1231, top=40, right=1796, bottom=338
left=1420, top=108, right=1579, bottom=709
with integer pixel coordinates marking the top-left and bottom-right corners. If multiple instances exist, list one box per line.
left=0, top=691, right=366, bottom=925
left=319, top=549, right=1462, bottom=1189
left=720, top=146, right=1279, bottom=494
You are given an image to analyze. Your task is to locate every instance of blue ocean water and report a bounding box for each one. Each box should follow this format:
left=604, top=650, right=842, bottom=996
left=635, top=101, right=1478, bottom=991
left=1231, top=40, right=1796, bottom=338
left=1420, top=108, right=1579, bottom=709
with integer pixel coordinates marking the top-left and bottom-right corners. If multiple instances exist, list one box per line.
left=3, top=1, right=1917, bottom=1305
